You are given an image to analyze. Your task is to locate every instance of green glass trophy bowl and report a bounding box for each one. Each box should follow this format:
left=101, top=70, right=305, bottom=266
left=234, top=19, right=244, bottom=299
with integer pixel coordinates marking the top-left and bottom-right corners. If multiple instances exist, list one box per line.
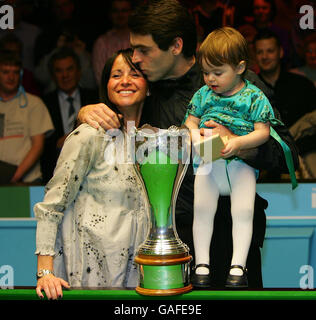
left=132, top=124, right=192, bottom=296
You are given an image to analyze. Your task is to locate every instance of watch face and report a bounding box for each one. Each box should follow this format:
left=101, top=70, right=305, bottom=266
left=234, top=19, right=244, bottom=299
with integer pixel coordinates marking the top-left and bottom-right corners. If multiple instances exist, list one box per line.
left=37, top=270, right=52, bottom=278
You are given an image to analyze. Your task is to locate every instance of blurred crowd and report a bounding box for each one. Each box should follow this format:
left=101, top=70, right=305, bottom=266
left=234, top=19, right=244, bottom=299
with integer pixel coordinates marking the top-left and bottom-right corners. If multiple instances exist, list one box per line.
left=0, top=0, right=315, bottom=184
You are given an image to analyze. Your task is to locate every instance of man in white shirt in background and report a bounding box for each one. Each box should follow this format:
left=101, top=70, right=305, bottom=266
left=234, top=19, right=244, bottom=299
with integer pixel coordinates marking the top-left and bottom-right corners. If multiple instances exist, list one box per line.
left=0, top=51, right=53, bottom=184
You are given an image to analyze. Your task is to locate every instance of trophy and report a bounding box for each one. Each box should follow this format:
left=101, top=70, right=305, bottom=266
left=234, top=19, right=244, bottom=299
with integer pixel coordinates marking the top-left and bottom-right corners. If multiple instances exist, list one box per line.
left=130, top=124, right=192, bottom=296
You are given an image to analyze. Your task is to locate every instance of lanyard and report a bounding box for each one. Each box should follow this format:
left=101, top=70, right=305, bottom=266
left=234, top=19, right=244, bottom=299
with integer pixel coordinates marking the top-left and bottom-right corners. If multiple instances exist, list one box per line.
left=0, top=85, right=27, bottom=108
left=269, top=127, right=298, bottom=190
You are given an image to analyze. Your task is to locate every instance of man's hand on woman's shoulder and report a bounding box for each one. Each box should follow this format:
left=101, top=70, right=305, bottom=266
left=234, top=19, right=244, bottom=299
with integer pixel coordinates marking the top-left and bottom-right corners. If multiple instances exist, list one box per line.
left=77, top=103, right=123, bottom=130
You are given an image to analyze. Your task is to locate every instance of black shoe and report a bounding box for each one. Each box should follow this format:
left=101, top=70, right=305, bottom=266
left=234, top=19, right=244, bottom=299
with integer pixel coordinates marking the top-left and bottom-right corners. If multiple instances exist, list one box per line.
left=191, top=264, right=211, bottom=288
left=225, top=265, right=248, bottom=289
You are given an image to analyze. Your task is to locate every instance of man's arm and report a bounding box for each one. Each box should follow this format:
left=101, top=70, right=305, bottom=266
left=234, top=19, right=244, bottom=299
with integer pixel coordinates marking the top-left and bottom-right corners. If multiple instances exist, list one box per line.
left=11, top=134, right=45, bottom=182
left=239, top=125, right=299, bottom=172
left=77, top=103, right=123, bottom=130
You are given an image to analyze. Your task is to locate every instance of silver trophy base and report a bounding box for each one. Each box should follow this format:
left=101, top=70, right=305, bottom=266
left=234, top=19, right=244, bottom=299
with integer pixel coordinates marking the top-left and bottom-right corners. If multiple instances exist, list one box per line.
left=137, top=227, right=190, bottom=255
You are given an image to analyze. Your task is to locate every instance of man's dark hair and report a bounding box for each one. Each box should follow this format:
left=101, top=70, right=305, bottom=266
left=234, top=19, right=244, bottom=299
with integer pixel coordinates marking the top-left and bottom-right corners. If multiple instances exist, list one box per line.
left=0, top=34, right=23, bottom=54
left=128, top=0, right=197, bottom=58
left=253, top=28, right=281, bottom=47
left=48, top=47, right=81, bottom=75
left=0, top=50, right=22, bottom=68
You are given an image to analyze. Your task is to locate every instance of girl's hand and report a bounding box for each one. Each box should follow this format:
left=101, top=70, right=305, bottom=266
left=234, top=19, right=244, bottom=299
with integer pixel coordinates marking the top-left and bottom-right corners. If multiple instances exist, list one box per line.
left=221, top=137, right=242, bottom=158
left=36, top=274, right=70, bottom=300
left=203, top=120, right=237, bottom=139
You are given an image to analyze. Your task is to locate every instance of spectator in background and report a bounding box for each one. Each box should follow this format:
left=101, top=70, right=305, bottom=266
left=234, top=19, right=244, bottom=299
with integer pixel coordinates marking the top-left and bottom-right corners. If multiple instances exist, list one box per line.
left=34, top=0, right=78, bottom=64
left=190, top=0, right=225, bottom=46
left=238, top=24, right=260, bottom=73
left=0, top=33, right=40, bottom=95
left=240, top=0, right=296, bottom=68
left=0, top=0, right=42, bottom=73
left=273, top=0, right=300, bottom=34
left=290, top=110, right=316, bottom=179
left=254, top=29, right=316, bottom=129
left=34, top=28, right=96, bottom=95
left=51, top=0, right=76, bottom=23
left=0, top=51, right=53, bottom=184
left=41, top=48, right=98, bottom=183
left=92, top=0, right=132, bottom=85
left=254, top=29, right=315, bottom=181
left=290, top=32, right=316, bottom=88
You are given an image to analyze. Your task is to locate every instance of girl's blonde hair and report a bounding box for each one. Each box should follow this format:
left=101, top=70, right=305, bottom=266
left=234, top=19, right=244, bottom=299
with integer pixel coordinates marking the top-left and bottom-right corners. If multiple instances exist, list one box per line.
left=197, top=27, right=249, bottom=73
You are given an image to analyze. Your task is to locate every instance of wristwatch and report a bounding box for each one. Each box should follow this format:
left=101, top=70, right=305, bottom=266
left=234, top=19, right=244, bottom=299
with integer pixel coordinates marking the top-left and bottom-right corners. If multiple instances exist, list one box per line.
left=36, top=269, right=54, bottom=279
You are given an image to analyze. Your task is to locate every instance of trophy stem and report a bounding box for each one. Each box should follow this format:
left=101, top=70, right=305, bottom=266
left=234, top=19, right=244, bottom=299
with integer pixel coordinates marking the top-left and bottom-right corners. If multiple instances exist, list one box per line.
left=140, top=150, right=178, bottom=228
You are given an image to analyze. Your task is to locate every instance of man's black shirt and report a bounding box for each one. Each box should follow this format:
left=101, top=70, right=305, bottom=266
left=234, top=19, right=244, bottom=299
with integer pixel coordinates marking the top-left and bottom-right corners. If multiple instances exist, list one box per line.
left=138, top=62, right=299, bottom=287
left=258, top=69, right=316, bottom=128
left=141, top=63, right=203, bottom=129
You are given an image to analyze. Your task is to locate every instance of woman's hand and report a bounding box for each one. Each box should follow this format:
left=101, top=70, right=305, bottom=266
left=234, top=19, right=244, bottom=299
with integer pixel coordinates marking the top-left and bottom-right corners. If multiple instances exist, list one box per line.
left=36, top=274, right=70, bottom=300
left=77, top=103, right=123, bottom=130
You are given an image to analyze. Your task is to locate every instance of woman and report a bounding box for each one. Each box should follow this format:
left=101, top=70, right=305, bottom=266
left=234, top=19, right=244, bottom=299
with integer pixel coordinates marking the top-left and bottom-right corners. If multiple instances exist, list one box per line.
left=34, top=49, right=149, bottom=299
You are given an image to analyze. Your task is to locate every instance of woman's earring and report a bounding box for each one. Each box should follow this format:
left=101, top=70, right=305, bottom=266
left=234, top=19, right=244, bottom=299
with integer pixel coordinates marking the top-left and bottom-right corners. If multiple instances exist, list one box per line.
left=146, top=90, right=150, bottom=96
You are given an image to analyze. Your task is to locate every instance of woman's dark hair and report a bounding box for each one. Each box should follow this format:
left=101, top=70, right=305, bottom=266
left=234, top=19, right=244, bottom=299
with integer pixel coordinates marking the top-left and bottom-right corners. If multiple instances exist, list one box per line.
left=99, top=48, right=140, bottom=115
left=128, top=0, right=197, bottom=58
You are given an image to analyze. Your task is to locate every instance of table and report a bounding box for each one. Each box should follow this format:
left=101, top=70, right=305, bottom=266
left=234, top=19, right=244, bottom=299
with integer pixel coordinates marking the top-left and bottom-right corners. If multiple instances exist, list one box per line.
left=1, top=288, right=316, bottom=300
left=1, top=288, right=315, bottom=319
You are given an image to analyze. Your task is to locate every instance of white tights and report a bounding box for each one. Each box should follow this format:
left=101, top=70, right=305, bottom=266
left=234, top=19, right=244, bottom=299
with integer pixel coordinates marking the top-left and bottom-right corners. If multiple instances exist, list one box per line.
left=193, top=159, right=256, bottom=275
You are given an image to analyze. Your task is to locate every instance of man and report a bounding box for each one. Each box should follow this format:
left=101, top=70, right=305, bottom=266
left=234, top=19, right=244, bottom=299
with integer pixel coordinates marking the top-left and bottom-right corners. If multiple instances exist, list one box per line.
left=0, top=0, right=42, bottom=73
left=78, top=0, right=298, bottom=288
left=0, top=51, right=53, bottom=184
left=41, top=48, right=98, bottom=183
left=252, top=30, right=316, bottom=180
left=0, top=33, right=41, bottom=96
left=254, top=29, right=316, bottom=128
left=92, top=0, right=133, bottom=85
left=250, top=0, right=295, bottom=68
